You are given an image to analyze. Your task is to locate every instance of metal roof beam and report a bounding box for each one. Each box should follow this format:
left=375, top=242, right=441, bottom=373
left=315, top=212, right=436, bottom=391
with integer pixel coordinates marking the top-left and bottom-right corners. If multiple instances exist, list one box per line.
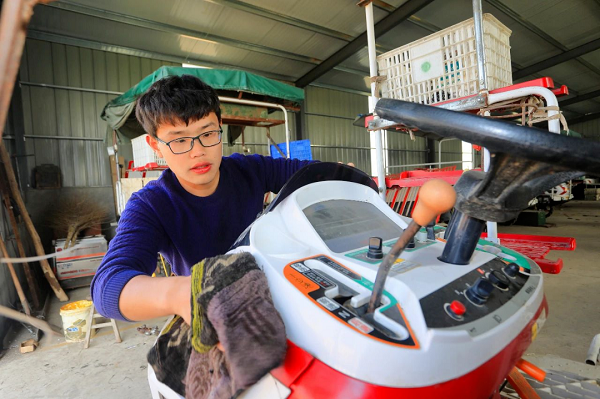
left=205, top=0, right=354, bottom=42
left=206, top=0, right=392, bottom=54
left=486, top=0, right=600, bottom=78
left=295, top=0, right=435, bottom=88
left=309, top=82, right=370, bottom=96
left=560, top=89, right=600, bottom=106
left=513, top=38, right=600, bottom=80
left=45, top=1, right=370, bottom=78
left=568, top=112, right=600, bottom=126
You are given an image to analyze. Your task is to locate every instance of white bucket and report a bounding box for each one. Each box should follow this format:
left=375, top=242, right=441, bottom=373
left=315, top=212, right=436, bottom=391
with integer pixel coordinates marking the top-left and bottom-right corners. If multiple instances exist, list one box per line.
left=59, top=300, right=93, bottom=342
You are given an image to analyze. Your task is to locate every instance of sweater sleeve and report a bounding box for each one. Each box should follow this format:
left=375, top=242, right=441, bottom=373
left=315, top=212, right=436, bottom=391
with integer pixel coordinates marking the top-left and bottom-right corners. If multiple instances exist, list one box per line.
left=91, top=193, right=167, bottom=320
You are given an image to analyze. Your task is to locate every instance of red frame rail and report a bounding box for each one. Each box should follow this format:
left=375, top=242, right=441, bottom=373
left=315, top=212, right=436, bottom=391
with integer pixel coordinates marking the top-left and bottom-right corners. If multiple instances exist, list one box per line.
left=481, top=233, right=576, bottom=274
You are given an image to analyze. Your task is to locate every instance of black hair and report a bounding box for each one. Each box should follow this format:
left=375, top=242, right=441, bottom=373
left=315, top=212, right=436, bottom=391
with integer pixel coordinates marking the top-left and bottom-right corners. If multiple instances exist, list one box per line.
left=135, top=74, right=221, bottom=137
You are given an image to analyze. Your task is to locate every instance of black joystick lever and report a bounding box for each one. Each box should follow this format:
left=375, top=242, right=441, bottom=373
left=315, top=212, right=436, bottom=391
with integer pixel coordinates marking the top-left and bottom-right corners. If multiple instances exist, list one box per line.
left=426, top=220, right=436, bottom=240
left=367, top=180, right=456, bottom=314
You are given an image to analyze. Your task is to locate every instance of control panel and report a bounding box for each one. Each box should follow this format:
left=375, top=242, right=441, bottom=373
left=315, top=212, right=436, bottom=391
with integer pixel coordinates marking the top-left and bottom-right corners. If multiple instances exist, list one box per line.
left=284, top=255, right=418, bottom=348
left=419, top=258, right=541, bottom=335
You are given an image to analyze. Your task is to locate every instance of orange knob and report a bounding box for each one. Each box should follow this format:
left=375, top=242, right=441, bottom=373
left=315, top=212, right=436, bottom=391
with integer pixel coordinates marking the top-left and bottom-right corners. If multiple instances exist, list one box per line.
left=411, top=179, right=456, bottom=226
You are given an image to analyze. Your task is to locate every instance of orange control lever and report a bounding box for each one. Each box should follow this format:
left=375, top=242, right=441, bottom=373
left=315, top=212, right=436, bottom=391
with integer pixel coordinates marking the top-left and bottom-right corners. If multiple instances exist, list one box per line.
left=367, top=180, right=456, bottom=313
left=411, top=179, right=457, bottom=226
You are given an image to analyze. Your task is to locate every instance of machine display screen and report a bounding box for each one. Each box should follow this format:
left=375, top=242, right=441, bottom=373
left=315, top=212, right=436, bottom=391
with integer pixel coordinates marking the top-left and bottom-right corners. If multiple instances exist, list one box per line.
left=303, top=200, right=403, bottom=253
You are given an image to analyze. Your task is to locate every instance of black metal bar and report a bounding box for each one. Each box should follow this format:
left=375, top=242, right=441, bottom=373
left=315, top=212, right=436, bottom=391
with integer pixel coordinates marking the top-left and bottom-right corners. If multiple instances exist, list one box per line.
left=295, top=0, right=435, bottom=88
left=560, top=89, right=600, bottom=107
left=426, top=138, right=435, bottom=164
left=486, top=0, right=600, bottom=78
left=513, top=38, right=600, bottom=80
left=375, top=98, right=600, bottom=175
left=568, top=112, right=600, bottom=126
left=7, top=72, right=29, bottom=191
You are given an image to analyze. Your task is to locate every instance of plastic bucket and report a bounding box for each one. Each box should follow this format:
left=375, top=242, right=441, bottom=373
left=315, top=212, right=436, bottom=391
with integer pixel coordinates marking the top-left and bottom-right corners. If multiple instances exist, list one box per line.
left=59, top=300, right=93, bottom=342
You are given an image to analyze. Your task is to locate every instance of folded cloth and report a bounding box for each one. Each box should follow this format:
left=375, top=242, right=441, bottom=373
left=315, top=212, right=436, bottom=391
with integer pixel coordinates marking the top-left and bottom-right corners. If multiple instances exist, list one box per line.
left=190, top=252, right=262, bottom=353
left=185, top=347, right=233, bottom=399
left=147, top=316, right=191, bottom=396
left=148, top=252, right=287, bottom=399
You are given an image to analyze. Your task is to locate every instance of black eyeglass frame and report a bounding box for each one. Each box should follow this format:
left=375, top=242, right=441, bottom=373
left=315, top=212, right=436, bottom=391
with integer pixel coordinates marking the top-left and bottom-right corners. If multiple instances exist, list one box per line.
left=155, top=127, right=223, bottom=154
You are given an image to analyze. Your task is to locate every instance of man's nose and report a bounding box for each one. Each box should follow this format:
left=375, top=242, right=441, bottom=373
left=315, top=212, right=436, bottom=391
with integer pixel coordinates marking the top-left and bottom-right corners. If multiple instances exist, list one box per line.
left=189, top=138, right=206, bottom=157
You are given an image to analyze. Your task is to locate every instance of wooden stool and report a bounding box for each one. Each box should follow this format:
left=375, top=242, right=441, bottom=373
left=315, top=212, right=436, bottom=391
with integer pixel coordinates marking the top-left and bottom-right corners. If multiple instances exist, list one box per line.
left=83, top=303, right=122, bottom=349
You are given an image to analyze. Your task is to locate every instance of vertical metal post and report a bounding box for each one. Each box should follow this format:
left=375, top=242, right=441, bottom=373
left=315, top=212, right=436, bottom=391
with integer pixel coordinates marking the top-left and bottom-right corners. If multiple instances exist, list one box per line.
left=472, top=0, right=487, bottom=92
left=365, top=3, right=386, bottom=200
left=8, top=73, right=30, bottom=191
left=474, top=3, right=499, bottom=243
left=438, top=138, right=457, bottom=169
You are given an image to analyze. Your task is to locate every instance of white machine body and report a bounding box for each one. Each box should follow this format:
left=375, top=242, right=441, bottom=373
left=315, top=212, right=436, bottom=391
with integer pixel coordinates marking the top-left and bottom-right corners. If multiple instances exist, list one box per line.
left=233, top=180, right=545, bottom=388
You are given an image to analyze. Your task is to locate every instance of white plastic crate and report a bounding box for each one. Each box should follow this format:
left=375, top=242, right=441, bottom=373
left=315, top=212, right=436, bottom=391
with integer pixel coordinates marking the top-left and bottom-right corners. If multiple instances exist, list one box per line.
left=377, top=14, right=512, bottom=105
left=132, top=134, right=167, bottom=168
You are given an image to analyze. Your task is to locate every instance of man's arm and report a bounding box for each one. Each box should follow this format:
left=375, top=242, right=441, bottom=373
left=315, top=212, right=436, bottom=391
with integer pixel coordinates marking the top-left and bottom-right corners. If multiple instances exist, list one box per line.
left=119, top=275, right=192, bottom=324
left=91, top=194, right=190, bottom=323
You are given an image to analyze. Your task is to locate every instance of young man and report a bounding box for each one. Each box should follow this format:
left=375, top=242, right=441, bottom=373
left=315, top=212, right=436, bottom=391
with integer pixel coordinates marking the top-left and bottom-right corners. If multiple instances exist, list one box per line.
left=91, top=75, right=313, bottom=325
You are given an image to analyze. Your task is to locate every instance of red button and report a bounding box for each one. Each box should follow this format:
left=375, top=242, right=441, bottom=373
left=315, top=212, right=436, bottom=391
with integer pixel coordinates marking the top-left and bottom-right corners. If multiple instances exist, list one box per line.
left=450, top=300, right=466, bottom=316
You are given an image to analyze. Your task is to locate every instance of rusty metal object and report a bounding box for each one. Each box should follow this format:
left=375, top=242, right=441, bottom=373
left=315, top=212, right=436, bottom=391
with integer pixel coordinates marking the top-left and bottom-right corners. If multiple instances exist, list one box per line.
left=0, top=0, right=54, bottom=141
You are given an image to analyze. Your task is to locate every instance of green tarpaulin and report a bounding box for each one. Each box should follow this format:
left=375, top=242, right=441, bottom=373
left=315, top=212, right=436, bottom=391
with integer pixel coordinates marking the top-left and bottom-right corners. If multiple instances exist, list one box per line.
left=101, top=66, right=304, bottom=140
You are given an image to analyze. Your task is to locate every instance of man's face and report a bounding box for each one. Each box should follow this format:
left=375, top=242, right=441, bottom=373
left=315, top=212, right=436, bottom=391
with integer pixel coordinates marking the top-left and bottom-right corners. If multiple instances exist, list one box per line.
left=148, top=112, right=223, bottom=196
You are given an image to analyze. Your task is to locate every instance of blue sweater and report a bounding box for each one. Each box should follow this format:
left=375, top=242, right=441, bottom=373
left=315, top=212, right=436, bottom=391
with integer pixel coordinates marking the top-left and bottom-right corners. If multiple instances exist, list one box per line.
left=91, top=154, right=312, bottom=320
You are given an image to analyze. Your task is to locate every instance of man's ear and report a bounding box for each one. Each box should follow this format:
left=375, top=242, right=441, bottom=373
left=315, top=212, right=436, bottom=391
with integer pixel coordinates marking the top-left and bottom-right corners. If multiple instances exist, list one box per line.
left=146, top=135, right=164, bottom=158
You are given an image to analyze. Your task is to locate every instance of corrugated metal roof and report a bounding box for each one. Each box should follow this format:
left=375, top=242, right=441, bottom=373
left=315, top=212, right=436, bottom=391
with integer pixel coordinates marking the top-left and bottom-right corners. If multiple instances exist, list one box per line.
left=26, top=0, right=600, bottom=124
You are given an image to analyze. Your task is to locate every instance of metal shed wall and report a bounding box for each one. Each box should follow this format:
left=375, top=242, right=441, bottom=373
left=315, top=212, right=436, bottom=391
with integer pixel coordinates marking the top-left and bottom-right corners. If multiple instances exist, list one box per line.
left=386, top=132, right=428, bottom=173
left=572, top=119, right=600, bottom=141
left=304, top=86, right=370, bottom=171
left=433, top=139, right=464, bottom=170
left=303, top=86, right=466, bottom=174
left=18, top=38, right=179, bottom=188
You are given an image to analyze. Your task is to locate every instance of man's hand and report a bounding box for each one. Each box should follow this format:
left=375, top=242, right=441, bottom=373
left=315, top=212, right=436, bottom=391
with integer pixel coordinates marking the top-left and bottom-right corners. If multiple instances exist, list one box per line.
left=173, top=275, right=192, bottom=325
left=120, top=275, right=224, bottom=350
left=338, top=161, right=355, bottom=167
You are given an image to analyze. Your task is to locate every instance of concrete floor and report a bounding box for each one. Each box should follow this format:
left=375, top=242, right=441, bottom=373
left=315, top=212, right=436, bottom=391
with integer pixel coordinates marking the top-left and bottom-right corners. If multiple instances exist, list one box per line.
left=0, top=200, right=598, bottom=398
left=0, top=288, right=168, bottom=398
left=502, top=201, right=600, bottom=363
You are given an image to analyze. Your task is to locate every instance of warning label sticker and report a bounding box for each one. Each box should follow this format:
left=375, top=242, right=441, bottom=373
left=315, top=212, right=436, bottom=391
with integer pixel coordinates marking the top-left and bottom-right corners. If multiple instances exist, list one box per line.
left=389, top=260, right=420, bottom=276
left=317, top=296, right=340, bottom=311
left=291, top=262, right=309, bottom=273
left=348, top=317, right=374, bottom=334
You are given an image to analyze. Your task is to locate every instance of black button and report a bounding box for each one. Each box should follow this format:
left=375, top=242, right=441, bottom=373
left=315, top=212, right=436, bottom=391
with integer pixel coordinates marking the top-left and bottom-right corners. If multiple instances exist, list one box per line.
left=489, top=270, right=510, bottom=290
left=465, top=278, right=494, bottom=305
left=367, top=237, right=383, bottom=259
left=503, top=263, right=520, bottom=278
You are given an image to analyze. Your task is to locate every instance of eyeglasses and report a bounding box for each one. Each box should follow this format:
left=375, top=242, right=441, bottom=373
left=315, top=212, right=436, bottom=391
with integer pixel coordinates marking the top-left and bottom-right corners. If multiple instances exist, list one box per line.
left=155, top=128, right=223, bottom=154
